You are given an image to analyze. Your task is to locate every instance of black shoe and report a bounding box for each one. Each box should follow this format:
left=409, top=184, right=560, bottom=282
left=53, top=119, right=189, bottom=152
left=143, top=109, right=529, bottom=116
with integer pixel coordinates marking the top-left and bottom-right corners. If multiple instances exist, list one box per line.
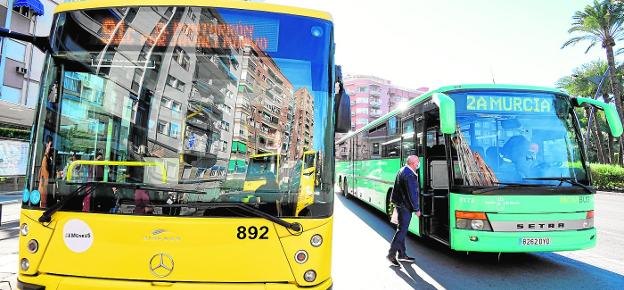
left=397, top=255, right=415, bottom=263
left=387, top=254, right=400, bottom=267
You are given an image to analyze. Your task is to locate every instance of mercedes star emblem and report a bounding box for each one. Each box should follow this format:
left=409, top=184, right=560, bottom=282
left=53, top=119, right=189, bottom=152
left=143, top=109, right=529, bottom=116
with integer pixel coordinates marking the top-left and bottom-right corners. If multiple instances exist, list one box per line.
left=149, top=253, right=174, bottom=278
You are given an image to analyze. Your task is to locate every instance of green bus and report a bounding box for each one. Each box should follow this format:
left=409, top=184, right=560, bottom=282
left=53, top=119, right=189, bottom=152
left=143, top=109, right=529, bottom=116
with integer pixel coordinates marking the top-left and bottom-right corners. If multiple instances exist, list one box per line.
left=336, top=84, right=622, bottom=252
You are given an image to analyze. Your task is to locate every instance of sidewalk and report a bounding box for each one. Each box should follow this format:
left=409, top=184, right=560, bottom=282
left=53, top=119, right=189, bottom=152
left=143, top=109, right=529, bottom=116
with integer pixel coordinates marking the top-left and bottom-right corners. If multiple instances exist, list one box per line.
left=0, top=202, right=18, bottom=290
left=0, top=191, right=21, bottom=204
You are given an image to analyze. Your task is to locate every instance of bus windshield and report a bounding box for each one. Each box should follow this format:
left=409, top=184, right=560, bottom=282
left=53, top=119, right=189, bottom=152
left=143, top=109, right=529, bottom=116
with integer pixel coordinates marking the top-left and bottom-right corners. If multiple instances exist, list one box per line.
left=246, top=154, right=278, bottom=181
left=450, top=91, right=589, bottom=188
left=26, top=6, right=333, bottom=218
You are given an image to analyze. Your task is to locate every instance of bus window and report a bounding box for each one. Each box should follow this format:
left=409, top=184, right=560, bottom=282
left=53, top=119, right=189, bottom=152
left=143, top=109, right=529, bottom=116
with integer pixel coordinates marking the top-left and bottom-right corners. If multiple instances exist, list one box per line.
left=304, top=153, right=315, bottom=169
left=382, top=139, right=400, bottom=157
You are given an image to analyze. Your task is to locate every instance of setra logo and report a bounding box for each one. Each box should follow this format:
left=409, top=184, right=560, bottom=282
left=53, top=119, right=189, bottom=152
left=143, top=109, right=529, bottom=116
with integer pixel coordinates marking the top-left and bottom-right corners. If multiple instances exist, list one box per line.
left=149, top=253, right=174, bottom=278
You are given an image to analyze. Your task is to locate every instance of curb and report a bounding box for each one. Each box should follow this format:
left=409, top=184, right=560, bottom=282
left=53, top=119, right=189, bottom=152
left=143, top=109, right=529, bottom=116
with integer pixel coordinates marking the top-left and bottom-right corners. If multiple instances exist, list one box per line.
left=597, top=191, right=624, bottom=196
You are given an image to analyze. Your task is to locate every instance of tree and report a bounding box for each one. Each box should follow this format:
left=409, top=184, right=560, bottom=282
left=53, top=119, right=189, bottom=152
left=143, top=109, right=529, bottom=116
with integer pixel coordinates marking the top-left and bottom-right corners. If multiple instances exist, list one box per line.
left=562, top=0, right=624, bottom=164
left=556, top=60, right=619, bottom=163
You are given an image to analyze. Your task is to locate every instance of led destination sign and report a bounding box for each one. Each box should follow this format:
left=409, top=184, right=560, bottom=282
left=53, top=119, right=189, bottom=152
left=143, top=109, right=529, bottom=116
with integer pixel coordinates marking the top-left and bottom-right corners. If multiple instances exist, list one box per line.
left=99, top=19, right=272, bottom=51
left=465, top=95, right=553, bottom=113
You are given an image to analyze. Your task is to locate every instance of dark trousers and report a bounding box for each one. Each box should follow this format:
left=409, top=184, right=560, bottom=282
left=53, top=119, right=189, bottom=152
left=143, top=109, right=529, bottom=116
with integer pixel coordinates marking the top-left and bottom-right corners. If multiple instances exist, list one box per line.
left=389, top=206, right=412, bottom=257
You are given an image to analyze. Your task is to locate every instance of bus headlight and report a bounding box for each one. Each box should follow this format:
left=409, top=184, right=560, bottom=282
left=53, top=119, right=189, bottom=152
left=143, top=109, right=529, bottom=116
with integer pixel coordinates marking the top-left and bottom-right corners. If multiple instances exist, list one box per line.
left=310, top=234, right=323, bottom=247
left=20, top=258, right=30, bottom=271
left=20, top=223, right=29, bottom=236
left=470, top=220, right=484, bottom=230
left=304, top=270, right=316, bottom=282
left=455, top=211, right=492, bottom=231
left=27, top=239, right=39, bottom=253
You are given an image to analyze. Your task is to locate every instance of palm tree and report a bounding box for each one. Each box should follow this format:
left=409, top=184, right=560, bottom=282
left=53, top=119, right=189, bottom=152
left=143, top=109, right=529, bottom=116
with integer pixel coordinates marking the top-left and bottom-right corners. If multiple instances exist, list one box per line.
left=557, top=61, right=614, bottom=163
left=562, top=0, right=624, bottom=164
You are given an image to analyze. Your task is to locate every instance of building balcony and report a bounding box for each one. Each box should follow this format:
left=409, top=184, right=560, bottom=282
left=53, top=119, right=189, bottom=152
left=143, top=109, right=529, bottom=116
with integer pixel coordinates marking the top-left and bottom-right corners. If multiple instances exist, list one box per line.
left=370, top=102, right=381, bottom=109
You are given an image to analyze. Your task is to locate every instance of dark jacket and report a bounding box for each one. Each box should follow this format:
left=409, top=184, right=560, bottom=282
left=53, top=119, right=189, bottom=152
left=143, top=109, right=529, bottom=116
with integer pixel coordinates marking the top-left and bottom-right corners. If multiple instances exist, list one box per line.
left=390, top=166, right=420, bottom=211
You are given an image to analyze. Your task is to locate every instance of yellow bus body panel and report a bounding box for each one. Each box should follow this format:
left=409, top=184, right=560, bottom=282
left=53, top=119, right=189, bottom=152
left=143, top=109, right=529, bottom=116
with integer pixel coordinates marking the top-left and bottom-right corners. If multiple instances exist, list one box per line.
left=18, top=209, right=333, bottom=288
left=54, top=0, right=333, bottom=21
left=242, top=179, right=267, bottom=192
left=295, top=151, right=317, bottom=216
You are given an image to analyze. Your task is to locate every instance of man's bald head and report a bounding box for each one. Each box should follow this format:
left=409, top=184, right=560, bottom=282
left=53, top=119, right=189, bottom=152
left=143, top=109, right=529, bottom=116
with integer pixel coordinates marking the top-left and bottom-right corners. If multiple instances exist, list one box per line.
left=406, top=155, right=420, bottom=170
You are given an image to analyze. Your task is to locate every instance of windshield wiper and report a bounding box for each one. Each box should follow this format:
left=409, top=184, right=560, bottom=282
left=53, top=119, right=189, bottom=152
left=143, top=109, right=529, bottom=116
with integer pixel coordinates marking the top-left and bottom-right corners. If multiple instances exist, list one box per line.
left=38, top=182, right=207, bottom=223
left=472, top=182, right=548, bottom=194
left=177, top=202, right=303, bottom=233
left=523, top=177, right=593, bottom=194
left=38, top=183, right=93, bottom=223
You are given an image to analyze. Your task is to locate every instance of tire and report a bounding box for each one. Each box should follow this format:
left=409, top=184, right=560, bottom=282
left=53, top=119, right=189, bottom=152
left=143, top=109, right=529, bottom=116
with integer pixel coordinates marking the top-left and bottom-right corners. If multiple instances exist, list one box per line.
left=386, top=189, right=395, bottom=221
left=342, top=177, right=349, bottom=197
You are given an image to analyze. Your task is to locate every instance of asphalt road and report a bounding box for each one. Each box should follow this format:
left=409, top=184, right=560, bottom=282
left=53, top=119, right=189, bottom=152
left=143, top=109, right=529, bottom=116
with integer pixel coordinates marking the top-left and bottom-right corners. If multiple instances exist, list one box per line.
left=1, top=193, right=623, bottom=290
left=332, top=193, right=624, bottom=290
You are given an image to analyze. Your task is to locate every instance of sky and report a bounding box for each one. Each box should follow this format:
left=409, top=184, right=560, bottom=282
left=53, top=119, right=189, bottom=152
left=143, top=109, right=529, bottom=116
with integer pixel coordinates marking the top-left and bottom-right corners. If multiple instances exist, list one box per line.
left=267, top=0, right=610, bottom=90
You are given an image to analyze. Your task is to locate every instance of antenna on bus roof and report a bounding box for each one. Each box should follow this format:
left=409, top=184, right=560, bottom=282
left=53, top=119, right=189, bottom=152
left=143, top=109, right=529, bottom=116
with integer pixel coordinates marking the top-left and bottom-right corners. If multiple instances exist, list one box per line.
left=489, top=66, right=496, bottom=84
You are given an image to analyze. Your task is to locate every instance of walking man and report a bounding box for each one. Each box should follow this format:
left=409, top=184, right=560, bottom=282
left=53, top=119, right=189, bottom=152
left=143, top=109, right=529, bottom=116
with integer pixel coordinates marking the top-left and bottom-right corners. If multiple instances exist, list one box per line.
left=387, top=155, right=421, bottom=267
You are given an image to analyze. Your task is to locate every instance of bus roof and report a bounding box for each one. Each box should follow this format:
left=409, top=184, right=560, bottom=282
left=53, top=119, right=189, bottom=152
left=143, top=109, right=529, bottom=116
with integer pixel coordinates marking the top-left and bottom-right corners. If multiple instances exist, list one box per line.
left=336, top=84, right=569, bottom=144
left=55, top=0, right=333, bottom=21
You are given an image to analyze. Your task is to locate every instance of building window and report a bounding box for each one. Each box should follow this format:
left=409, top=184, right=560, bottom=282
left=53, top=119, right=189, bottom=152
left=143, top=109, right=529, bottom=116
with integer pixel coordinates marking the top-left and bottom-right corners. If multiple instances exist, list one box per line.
left=356, top=118, right=368, bottom=125
left=13, top=6, right=34, bottom=19
left=169, top=123, right=180, bottom=138
left=358, top=87, right=367, bottom=93
left=157, top=120, right=168, bottom=134
left=173, top=47, right=190, bottom=71
left=171, top=101, right=182, bottom=112
left=372, top=143, right=380, bottom=155
left=4, top=40, right=26, bottom=62
left=161, top=97, right=171, bottom=108
left=166, top=75, right=185, bottom=91
left=355, top=107, right=368, bottom=114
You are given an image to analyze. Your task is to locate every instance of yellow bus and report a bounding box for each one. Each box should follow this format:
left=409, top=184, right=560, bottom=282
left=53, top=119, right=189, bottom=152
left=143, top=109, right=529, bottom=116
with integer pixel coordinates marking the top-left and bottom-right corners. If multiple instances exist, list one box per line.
left=295, top=150, right=319, bottom=216
left=243, top=153, right=282, bottom=192
left=3, top=1, right=352, bottom=289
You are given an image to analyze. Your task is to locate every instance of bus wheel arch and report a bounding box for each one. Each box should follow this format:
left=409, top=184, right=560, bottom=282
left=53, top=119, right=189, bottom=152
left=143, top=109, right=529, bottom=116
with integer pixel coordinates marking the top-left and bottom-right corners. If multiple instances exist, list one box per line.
left=342, top=177, right=349, bottom=197
left=385, top=188, right=394, bottom=221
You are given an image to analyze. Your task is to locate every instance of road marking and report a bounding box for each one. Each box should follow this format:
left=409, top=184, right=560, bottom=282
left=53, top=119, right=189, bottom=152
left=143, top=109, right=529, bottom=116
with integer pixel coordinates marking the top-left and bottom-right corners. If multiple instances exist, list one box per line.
left=408, top=264, right=446, bottom=290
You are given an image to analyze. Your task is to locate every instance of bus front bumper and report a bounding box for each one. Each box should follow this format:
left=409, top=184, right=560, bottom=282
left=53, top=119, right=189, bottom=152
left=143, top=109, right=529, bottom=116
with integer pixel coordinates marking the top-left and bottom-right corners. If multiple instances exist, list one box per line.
left=450, top=228, right=596, bottom=252
left=18, top=275, right=333, bottom=290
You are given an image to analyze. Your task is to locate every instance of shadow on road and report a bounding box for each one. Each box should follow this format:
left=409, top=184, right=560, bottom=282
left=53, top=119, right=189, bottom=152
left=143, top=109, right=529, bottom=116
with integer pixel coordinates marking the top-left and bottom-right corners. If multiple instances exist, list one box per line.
left=0, top=221, right=18, bottom=242
left=336, top=193, right=624, bottom=289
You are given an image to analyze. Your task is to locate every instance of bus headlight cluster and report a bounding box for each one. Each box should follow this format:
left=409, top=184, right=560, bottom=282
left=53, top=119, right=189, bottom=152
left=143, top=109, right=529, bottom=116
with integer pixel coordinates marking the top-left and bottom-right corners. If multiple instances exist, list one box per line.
left=310, top=234, right=323, bottom=247
left=455, top=211, right=492, bottom=231
left=470, top=220, right=484, bottom=230
left=27, top=239, right=39, bottom=253
left=304, top=270, right=316, bottom=282
left=295, top=250, right=308, bottom=264
left=20, top=258, right=30, bottom=271
left=20, top=223, right=29, bottom=236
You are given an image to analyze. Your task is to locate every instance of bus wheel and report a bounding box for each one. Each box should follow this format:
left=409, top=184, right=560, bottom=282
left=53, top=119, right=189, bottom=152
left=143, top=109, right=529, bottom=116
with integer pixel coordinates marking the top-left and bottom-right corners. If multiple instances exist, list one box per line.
left=385, top=190, right=395, bottom=221
left=342, top=177, right=349, bottom=197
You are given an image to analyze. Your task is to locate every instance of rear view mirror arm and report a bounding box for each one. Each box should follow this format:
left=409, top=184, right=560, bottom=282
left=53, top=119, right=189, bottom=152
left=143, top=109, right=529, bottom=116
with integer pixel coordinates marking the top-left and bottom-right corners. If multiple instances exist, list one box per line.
left=0, top=28, right=50, bottom=53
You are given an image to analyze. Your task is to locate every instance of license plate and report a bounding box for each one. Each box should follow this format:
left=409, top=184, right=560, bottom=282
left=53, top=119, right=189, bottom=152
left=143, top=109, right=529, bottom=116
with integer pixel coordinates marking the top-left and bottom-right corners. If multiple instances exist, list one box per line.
left=520, top=238, right=551, bottom=246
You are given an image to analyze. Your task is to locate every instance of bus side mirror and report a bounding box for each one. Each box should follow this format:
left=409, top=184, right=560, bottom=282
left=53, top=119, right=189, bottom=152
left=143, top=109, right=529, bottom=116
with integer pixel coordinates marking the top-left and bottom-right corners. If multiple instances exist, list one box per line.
left=334, top=65, right=351, bottom=133
left=0, top=28, right=50, bottom=52
left=574, top=97, right=623, bottom=137
left=335, top=90, right=351, bottom=133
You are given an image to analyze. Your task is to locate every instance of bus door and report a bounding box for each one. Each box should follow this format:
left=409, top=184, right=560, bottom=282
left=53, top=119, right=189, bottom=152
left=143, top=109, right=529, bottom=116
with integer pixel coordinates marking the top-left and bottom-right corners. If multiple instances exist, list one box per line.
left=422, top=109, right=450, bottom=244
left=347, top=138, right=356, bottom=196
left=295, top=151, right=316, bottom=216
left=401, top=115, right=422, bottom=236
